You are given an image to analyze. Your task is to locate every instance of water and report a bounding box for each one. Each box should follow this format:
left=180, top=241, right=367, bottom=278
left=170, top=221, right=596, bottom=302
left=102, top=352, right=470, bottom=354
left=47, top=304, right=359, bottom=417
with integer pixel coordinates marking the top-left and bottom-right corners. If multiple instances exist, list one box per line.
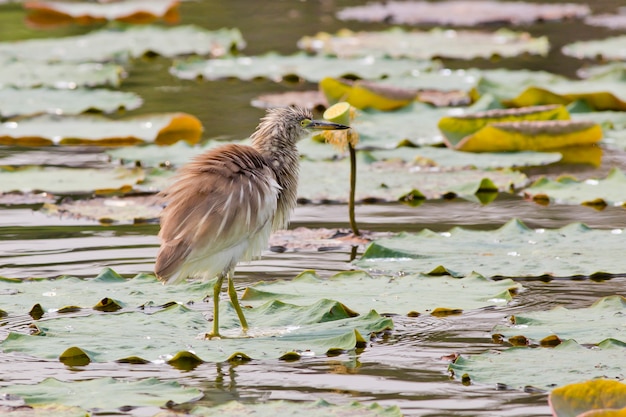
left=1, top=0, right=626, bottom=415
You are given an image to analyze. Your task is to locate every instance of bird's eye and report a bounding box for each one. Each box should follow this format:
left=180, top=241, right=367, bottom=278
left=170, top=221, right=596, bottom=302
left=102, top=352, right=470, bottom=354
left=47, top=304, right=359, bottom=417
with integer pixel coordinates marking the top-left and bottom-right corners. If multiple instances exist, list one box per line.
left=300, top=119, right=311, bottom=128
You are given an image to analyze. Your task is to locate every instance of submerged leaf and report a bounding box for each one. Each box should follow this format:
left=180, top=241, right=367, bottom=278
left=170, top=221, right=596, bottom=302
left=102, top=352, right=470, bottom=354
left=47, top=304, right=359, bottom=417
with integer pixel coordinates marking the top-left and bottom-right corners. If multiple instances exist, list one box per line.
left=356, top=219, right=626, bottom=278
left=299, top=28, right=549, bottom=60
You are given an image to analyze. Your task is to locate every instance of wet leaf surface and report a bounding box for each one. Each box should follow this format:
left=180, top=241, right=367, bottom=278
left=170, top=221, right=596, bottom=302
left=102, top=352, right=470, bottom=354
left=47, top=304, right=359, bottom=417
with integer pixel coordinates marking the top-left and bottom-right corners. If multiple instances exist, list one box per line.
left=549, top=379, right=626, bottom=417
left=0, top=62, right=123, bottom=88
left=299, top=28, right=549, bottom=60
left=563, top=35, right=626, bottom=61
left=336, top=1, right=590, bottom=26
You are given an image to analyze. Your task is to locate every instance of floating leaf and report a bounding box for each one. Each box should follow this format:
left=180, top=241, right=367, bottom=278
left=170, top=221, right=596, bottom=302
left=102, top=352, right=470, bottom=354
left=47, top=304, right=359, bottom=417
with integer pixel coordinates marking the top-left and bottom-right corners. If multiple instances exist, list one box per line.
left=356, top=219, right=626, bottom=278
left=449, top=339, right=626, bottom=391
left=0, top=88, right=142, bottom=118
left=243, top=270, right=521, bottom=315
left=0, top=166, right=145, bottom=194
left=171, top=53, right=440, bottom=83
left=191, top=399, right=403, bottom=417
left=0, top=113, right=202, bottom=146
left=549, top=379, right=626, bottom=417
left=452, top=120, right=603, bottom=152
left=2, top=378, right=201, bottom=410
left=0, top=25, right=244, bottom=63
left=0, top=62, right=123, bottom=88
left=251, top=90, right=327, bottom=110
left=523, top=168, right=626, bottom=207
left=336, top=1, right=590, bottom=26
left=438, top=105, right=570, bottom=148
left=563, top=35, right=626, bottom=61
left=42, top=196, right=161, bottom=224
left=585, top=11, right=626, bottom=30
left=320, top=77, right=416, bottom=110
left=493, top=295, right=626, bottom=345
left=299, top=28, right=549, bottom=60
left=25, top=0, right=180, bottom=26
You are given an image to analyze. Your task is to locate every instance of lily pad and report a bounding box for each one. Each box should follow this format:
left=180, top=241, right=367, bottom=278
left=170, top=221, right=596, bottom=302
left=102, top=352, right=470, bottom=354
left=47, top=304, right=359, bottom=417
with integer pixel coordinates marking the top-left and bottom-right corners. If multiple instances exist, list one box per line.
left=0, top=62, right=123, bottom=88
left=563, top=35, right=626, bottom=61
left=355, top=219, right=626, bottom=278
left=0, top=88, right=142, bottom=118
left=585, top=10, right=626, bottom=30
left=523, top=168, right=626, bottom=207
left=190, top=399, right=403, bottom=417
left=25, top=0, right=180, bottom=25
left=251, top=90, right=327, bottom=110
left=0, top=166, right=145, bottom=194
left=299, top=28, right=549, bottom=60
left=336, top=1, right=590, bottom=26
left=492, top=295, right=626, bottom=345
left=0, top=25, right=244, bottom=63
left=41, top=196, right=161, bottom=224
left=170, top=53, right=440, bottom=83
left=0, top=113, right=203, bottom=146
left=449, top=339, right=626, bottom=391
left=243, top=270, right=521, bottom=315
left=549, top=379, right=626, bottom=417
left=2, top=378, right=201, bottom=411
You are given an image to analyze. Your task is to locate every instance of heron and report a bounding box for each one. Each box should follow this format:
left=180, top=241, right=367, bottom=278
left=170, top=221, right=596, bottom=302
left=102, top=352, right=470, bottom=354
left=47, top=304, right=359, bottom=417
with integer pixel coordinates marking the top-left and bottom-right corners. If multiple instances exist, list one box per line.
left=155, top=106, right=349, bottom=337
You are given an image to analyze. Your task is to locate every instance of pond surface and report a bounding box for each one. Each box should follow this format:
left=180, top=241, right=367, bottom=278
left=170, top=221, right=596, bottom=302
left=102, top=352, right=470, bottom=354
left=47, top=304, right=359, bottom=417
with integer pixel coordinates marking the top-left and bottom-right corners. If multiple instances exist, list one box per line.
left=1, top=0, right=625, bottom=416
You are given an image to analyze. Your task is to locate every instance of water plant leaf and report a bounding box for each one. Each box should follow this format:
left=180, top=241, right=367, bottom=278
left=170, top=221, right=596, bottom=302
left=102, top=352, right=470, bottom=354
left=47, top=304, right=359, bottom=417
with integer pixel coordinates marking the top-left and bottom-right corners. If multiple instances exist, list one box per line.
left=2, top=378, right=201, bottom=411
left=449, top=339, right=626, bottom=391
left=563, top=35, right=626, bottom=61
left=0, top=113, right=202, bottom=146
left=0, top=166, right=145, bottom=194
left=320, top=77, right=417, bottom=111
left=41, top=196, right=161, bottom=224
left=438, top=105, right=570, bottom=147
left=25, top=0, right=180, bottom=25
left=299, top=28, right=549, bottom=60
left=492, top=295, right=626, bottom=345
left=0, top=62, right=123, bottom=88
left=355, top=219, right=626, bottom=278
left=451, top=120, right=603, bottom=152
left=336, top=1, right=590, bottom=26
left=0, top=25, right=243, bottom=63
left=191, top=399, right=403, bottom=417
left=523, top=168, right=626, bottom=207
left=171, top=53, right=440, bottom=83
left=549, top=379, right=626, bottom=417
left=298, top=158, right=528, bottom=203
left=585, top=11, right=626, bottom=30
left=0, top=88, right=142, bottom=118
left=243, top=270, right=521, bottom=315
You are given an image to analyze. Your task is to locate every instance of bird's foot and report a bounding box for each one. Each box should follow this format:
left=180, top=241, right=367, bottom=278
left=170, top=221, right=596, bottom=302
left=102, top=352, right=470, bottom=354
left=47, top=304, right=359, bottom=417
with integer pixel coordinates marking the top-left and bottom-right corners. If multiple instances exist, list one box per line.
left=203, top=332, right=222, bottom=340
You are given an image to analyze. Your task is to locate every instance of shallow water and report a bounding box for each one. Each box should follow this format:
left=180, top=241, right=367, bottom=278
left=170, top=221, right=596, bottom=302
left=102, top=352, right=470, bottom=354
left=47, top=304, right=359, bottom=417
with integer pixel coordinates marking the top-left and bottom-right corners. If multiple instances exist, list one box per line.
left=1, top=0, right=626, bottom=416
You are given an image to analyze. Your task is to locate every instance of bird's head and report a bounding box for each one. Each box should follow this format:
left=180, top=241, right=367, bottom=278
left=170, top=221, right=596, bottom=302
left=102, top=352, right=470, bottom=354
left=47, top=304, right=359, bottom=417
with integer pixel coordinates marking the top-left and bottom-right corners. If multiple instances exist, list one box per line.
left=252, top=106, right=350, bottom=148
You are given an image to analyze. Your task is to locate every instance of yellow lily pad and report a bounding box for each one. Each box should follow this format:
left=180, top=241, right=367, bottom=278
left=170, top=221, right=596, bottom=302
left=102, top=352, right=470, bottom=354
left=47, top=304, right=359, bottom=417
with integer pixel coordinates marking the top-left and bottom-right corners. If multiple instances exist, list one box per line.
left=549, top=379, right=626, bottom=417
left=320, top=77, right=416, bottom=110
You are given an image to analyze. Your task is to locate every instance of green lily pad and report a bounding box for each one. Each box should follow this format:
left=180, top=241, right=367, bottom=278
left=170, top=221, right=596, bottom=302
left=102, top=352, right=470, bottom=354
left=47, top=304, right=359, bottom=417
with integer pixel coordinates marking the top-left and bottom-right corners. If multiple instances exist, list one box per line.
left=170, top=53, right=440, bottom=83
left=0, top=62, right=123, bottom=88
left=298, top=28, right=549, bottom=60
left=336, top=1, right=590, bottom=26
left=449, top=339, right=626, bottom=391
left=563, top=35, right=626, bottom=61
left=106, top=140, right=222, bottom=168
left=0, top=113, right=203, bottom=146
left=355, top=219, right=626, bottom=278
left=0, top=25, right=244, bottom=63
left=243, top=270, right=521, bottom=315
left=0, top=269, right=391, bottom=362
left=0, top=403, right=89, bottom=417
left=0, top=166, right=145, bottom=194
left=549, top=379, right=626, bottom=417
left=492, top=295, right=626, bottom=345
left=523, top=168, right=626, bottom=207
left=2, top=378, right=201, bottom=411
left=0, top=88, right=142, bottom=118
left=191, top=399, right=402, bottom=417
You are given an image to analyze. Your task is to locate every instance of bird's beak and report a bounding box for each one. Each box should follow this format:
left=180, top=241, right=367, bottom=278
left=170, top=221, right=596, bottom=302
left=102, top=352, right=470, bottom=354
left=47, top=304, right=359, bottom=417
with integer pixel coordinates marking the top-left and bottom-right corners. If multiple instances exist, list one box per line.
left=307, top=120, right=350, bottom=131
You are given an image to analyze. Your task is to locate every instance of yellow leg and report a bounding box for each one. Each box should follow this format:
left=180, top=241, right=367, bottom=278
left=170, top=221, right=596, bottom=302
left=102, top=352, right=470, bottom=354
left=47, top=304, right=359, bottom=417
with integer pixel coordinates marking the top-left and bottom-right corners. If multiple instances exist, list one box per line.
left=227, top=273, right=248, bottom=332
left=207, top=274, right=224, bottom=338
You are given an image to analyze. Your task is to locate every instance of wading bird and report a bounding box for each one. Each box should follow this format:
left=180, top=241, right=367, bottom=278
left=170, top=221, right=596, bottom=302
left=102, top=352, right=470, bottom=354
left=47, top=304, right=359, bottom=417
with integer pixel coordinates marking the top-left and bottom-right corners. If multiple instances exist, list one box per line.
left=155, top=106, right=349, bottom=337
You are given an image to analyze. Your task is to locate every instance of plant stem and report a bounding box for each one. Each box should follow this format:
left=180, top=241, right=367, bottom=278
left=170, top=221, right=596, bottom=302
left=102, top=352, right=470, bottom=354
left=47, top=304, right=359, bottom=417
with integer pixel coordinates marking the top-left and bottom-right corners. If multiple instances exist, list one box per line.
left=348, top=140, right=360, bottom=236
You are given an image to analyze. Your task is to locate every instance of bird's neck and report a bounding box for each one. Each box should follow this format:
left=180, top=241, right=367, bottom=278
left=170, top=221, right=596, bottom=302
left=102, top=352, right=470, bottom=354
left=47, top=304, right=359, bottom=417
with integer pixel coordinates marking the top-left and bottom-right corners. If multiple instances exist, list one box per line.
left=252, top=137, right=300, bottom=230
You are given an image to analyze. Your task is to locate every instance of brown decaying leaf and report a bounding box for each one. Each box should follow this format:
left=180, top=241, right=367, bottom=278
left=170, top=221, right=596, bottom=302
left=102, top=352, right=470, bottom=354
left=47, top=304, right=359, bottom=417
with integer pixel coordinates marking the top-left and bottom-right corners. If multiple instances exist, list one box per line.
left=337, top=0, right=590, bottom=26
left=251, top=90, right=327, bottom=110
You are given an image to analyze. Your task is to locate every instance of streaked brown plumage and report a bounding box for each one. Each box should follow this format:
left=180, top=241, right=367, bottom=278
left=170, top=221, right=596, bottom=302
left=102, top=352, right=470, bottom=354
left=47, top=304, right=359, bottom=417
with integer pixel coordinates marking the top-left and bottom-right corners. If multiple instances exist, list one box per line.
left=155, top=106, right=349, bottom=337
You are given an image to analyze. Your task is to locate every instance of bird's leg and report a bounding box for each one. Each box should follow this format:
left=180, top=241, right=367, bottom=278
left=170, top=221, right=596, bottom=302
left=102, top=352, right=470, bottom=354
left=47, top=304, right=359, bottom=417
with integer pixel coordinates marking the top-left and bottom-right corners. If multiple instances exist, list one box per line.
left=227, top=272, right=249, bottom=332
left=207, top=273, right=224, bottom=338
